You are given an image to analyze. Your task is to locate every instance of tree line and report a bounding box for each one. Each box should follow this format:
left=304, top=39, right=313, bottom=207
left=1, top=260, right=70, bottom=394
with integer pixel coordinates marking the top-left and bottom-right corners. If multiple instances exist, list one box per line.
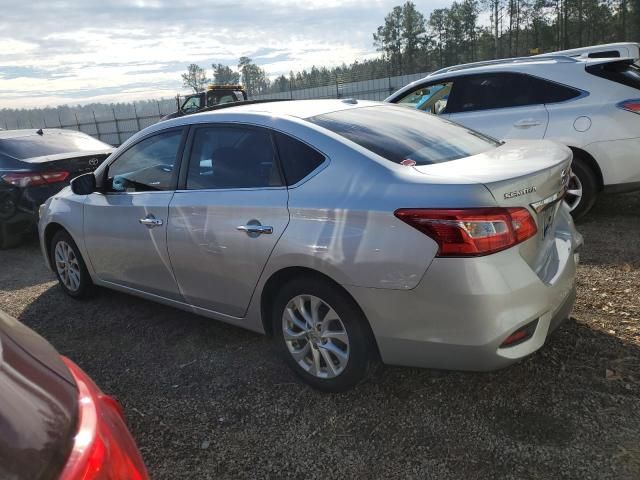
left=184, top=0, right=638, bottom=96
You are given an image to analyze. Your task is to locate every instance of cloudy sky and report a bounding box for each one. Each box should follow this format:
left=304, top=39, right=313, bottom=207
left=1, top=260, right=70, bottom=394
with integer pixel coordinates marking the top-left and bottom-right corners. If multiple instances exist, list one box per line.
left=0, top=0, right=451, bottom=109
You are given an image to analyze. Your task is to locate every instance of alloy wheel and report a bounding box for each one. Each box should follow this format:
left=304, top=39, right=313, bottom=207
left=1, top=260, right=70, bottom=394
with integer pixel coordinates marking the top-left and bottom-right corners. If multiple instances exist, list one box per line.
left=282, top=294, right=350, bottom=379
left=564, top=172, right=583, bottom=212
left=54, top=240, right=81, bottom=292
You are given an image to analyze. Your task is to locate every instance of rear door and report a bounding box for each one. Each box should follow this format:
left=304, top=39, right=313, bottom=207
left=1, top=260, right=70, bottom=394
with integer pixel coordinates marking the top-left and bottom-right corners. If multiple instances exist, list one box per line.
left=84, top=128, right=186, bottom=300
left=446, top=72, right=549, bottom=140
left=167, top=124, right=289, bottom=317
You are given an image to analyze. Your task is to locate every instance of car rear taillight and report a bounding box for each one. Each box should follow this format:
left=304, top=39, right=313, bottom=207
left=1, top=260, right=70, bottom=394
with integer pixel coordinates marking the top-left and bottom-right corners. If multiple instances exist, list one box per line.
left=59, top=357, right=149, bottom=480
left=1, top=171, right=70, bottom=187
left=394, top=207, right=538, bottom=257
left=617, top=99, right=640, bottom=114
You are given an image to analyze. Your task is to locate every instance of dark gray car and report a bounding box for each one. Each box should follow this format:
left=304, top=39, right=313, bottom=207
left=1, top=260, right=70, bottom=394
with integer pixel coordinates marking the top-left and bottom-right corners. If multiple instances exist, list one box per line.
left=0, top=129, right=112, bottom=248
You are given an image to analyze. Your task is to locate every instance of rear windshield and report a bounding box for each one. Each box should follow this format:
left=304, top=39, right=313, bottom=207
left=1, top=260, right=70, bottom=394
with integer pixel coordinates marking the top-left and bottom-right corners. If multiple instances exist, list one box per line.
left=0, top=131, right=110, bottom=160
left=307, top=105, right=499, bottom=166
left=586, top=60, right=640, bottom=90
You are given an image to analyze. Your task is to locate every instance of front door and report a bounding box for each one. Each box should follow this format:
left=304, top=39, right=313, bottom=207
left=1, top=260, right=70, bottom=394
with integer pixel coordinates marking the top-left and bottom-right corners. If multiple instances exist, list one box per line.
left=84, top=128, right=186, bottom=300
left=168, top=125, right=289, bottom=318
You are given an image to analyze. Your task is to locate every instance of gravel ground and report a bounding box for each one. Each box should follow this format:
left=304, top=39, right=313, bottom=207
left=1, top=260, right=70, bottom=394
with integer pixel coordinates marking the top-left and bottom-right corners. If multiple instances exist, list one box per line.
left=1, top=193, right=639, bottom=480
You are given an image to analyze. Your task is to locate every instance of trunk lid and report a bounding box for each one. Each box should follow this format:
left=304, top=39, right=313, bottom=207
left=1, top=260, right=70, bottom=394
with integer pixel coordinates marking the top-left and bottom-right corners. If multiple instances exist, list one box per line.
left=412, top=139, right=572, bottom=261
left=412, top=140, right=571, bottom=207
left=25, top=150, right=113, bottom=179
left=0, top=310, right=77, bottom=480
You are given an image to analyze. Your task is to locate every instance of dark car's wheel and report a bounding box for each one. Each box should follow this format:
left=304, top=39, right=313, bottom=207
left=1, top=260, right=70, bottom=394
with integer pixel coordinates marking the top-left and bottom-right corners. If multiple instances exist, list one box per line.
left=566, top=157, right=598, bottom=220
left=50, top=230, right=93, bottom=298
left=272, top=276, right=376, bottom=392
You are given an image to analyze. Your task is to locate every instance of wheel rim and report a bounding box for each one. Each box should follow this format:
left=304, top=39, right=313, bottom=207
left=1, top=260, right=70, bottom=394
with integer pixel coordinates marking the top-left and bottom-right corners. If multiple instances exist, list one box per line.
left=54, top=240, right=81, bottom=292
left=282, top=294, right=350, bottom=379
left=564, top=172, right=583, bottom=212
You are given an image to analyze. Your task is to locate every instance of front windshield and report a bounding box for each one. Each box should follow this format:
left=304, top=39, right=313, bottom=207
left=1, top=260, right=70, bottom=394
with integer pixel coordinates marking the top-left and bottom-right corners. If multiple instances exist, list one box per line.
left=308, top=105, right=500, bottom=166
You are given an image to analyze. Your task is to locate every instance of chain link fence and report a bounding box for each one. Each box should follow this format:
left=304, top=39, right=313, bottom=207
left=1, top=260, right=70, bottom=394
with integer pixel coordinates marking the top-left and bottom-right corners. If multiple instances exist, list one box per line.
left=0, top=71, right=430, bottom=146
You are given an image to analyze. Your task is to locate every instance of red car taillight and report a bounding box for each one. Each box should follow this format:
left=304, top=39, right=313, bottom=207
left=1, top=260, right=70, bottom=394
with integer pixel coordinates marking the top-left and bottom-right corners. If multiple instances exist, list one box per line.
left=617, top=99, right=640, bottom=115
left=394, top=207, right=538, bottom=257
left=1, top=171, right=70, bottom=187
left=59, top=358, right=149, bottom=480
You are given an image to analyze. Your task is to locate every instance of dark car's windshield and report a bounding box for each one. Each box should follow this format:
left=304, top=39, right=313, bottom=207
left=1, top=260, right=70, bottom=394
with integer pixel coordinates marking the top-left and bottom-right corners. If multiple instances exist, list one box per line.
left=0, top=131, right=110, bottom=160
left=308, top=105, right=499, bottom=165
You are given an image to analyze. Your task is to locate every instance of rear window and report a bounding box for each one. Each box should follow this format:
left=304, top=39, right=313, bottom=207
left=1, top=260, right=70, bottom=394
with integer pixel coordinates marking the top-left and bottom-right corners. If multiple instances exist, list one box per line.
left=0, top=131, right=110, bottom=160
left=586, top=60, right=640, bottom=90
left=307, top=105, right=499, bottom=166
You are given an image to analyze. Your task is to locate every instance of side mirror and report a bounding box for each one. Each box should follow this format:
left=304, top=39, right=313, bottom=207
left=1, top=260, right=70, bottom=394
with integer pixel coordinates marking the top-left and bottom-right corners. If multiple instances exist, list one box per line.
left=70, top=173, right=96, bottom=195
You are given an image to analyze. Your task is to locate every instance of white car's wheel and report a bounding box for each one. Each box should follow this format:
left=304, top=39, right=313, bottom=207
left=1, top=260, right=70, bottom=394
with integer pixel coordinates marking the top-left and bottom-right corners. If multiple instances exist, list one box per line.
left=567, top=157, right=598, bottom=219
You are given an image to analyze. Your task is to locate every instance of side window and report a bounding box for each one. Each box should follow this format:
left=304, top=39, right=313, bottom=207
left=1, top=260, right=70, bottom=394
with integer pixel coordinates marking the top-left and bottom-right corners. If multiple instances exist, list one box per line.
left=186, top=126, right=282, bottom=190
left=395, top=81, right=453, bottom=114
left=529, top=76, right=582, bottom=103
left=274, top=132, right=325, bottom=185
left=448, top=73, right=541, bottom=113
left=107, top=129, right=183, bottom=193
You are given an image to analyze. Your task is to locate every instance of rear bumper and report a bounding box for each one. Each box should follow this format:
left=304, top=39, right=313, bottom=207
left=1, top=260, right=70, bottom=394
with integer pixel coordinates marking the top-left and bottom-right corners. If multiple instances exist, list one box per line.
left=346, top=207, right=581, bottom=371
left=1, top=183, right=67, bottom=238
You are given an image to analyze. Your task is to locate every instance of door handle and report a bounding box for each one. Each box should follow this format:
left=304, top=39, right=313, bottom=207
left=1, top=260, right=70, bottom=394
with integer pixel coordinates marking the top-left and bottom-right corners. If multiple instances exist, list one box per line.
left=139, top=214, right=164, bottom=228
left=514, top=119, right=542, bottom=128
left=237, top=225, right=273, bottom=235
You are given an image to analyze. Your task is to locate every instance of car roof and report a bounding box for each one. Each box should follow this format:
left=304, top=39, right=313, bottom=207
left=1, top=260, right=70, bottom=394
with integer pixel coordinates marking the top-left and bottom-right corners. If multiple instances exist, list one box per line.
left=391, top=55, right=636, bottom=93
left=428, top=55, right=580, bottom=76
left=188, top=99, right=382, bottom=120
left=537, top=42, right=640, bottom=59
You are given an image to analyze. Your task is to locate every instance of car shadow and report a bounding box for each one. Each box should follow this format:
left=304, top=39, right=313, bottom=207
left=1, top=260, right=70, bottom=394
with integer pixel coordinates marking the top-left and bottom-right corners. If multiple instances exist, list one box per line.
left=0, top=235, right=57, bottom=291
left=577, top=191, right=640, bottom=267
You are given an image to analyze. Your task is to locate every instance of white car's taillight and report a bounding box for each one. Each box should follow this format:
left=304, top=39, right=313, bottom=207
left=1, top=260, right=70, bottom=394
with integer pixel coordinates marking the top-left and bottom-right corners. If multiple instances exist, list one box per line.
left=617, top=99, right=640, bottom=114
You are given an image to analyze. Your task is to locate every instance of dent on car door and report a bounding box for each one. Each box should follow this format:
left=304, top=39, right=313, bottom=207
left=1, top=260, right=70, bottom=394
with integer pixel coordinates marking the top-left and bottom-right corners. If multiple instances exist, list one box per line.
left=83, top=128, right=186, bottom=300
left=167, top=124, right=291, bottom=318
left=445, top=73, right=549, bottom=140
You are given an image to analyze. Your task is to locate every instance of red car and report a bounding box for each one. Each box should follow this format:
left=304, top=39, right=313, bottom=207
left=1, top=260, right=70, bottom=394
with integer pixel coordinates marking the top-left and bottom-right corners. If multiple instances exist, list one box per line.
left=0, top=309, right=148, bottom=479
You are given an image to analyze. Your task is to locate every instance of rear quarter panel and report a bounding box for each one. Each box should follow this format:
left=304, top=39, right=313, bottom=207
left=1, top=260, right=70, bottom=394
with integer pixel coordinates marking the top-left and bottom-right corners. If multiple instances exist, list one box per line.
left=256, top=125, right=497, bottom=291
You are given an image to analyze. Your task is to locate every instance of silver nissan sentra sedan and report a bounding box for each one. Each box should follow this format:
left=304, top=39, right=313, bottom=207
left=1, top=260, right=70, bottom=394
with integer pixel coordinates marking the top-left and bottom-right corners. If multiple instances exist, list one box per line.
left=39, top=99, right=582, bottom=391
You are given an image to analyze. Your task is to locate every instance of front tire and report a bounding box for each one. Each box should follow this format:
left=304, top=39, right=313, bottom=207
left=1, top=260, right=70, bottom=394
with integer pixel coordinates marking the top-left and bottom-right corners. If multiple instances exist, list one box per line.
left=272, top=277, right=376, bottom=392
left=567, top=157, right=598, bottom=220
left=50, top=230, right=93, bottom=298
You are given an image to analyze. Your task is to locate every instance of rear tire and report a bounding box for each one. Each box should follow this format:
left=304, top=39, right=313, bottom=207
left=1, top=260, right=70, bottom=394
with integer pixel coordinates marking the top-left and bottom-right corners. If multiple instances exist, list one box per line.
left=567, top=157, right=598, bottom=220
left=272, top=276, right=376, bottom=392
left=50, top=230, right=94, bottom=298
